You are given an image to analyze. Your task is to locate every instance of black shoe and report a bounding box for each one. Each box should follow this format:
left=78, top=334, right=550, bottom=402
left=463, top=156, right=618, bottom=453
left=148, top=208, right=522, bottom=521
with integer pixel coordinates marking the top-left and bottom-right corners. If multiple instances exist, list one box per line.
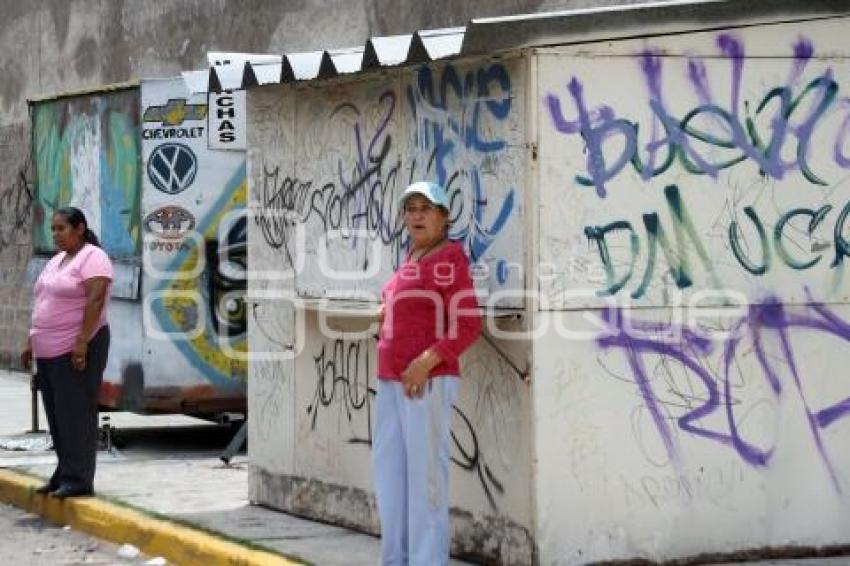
left=50, top=485, right=93, bottom=498
left=34, top=483, right=57, bottom=495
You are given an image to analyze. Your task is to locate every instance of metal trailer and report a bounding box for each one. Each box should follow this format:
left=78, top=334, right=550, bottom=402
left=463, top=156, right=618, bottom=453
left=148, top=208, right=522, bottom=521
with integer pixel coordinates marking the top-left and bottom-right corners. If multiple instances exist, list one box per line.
left=28, top=78, right=248, bottom=420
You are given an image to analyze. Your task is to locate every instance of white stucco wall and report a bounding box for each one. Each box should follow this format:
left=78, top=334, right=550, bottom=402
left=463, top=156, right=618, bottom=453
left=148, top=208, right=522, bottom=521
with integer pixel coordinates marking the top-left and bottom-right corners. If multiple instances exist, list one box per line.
left=534, top=15, right=850, bottom=564
left=246, top=57, right=534, bottom=563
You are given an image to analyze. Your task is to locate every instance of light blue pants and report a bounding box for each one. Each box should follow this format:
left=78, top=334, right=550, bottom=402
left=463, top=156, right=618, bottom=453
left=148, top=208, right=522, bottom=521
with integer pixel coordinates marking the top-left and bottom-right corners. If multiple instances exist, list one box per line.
left=372, top=376, right=458, bottom=566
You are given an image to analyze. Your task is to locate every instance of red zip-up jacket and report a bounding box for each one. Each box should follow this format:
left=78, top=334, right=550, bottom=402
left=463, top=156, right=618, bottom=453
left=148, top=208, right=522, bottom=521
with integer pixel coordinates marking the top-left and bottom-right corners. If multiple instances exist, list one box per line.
left=378, top=241, right=482, bottom=380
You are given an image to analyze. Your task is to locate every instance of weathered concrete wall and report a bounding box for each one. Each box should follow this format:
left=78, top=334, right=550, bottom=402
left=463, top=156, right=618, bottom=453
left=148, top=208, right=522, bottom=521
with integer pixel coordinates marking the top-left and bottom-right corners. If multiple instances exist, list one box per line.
left=0, top=0, right=674, bottom=367
left=243, top=6, right=850, bottom=564
left=0, top=123, right=33, bottom=368
left=535, top=15, right=850, bottom=564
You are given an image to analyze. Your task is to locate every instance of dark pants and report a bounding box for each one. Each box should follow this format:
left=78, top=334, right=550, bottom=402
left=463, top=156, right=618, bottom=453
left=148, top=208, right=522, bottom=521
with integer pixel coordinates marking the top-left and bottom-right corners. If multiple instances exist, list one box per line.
left=36, top=326, right=110, bottom=492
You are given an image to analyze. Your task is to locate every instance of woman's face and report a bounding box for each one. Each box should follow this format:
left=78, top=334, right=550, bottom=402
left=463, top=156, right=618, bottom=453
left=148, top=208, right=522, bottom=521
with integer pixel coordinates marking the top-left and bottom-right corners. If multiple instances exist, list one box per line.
left=52, top=213, right=85, bottom=253
left=403, top=194, right=448, bottom=247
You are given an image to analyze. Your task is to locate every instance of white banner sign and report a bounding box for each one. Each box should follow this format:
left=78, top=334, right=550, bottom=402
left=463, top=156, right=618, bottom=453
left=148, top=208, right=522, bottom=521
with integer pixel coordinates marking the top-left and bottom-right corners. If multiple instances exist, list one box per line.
left=208, top=90, right=247, bottom=150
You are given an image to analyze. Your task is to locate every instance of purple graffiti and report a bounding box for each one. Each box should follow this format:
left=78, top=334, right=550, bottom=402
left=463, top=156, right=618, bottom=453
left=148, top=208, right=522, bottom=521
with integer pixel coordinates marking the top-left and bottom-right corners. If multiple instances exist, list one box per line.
left=790, top=37, right=814, bottom=84
left=598, top=296, right=850, bottom=492
left=834, top=102, right=850, bottom=168
left=545, top=78, right=636, bottom=197
left=717, top=34, right=744, bottom=117
left=546, top=34, right=848, bottom=197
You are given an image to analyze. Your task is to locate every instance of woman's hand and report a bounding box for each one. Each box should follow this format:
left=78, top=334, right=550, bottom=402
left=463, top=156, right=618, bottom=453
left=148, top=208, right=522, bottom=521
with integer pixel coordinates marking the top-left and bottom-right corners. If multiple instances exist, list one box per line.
left=401, top=349, right=442, bottom=399
left=71, top=337, right=88, bottom=371
left=20, top=340, right=33, bottom=371
left=375, top=304, right=385, bottom=338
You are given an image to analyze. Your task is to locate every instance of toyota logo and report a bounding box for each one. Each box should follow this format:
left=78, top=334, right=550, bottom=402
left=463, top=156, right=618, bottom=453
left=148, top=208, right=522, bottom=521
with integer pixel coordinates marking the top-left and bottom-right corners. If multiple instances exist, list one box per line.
left=143, top=205, right=197, bottom=239
left=147, top=143, right=198, bottom=195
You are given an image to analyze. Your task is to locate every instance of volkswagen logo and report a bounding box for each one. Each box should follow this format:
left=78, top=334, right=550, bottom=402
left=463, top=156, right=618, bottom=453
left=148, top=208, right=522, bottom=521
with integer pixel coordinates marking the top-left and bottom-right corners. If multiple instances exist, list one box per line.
left=147, top=143, right=198, bottom=195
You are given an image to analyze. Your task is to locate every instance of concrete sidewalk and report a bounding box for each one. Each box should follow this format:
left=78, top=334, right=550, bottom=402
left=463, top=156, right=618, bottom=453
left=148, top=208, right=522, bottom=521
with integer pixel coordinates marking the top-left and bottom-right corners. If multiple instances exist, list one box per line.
left=0, top=369, right=481, bottom=565
left=0, top=368, right=414, bottom=565
left=2, top=368, right=849, bottom=566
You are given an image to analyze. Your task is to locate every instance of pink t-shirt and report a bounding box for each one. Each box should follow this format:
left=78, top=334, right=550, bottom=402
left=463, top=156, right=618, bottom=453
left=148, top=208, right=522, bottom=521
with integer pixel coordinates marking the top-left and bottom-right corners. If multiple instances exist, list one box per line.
left=30, top=244, right=113, bottom=359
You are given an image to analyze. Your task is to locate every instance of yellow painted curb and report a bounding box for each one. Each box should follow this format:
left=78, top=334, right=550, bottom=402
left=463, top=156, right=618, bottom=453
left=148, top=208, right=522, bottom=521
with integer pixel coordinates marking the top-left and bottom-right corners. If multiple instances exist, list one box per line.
left=0, top=469, right=304, bottom=566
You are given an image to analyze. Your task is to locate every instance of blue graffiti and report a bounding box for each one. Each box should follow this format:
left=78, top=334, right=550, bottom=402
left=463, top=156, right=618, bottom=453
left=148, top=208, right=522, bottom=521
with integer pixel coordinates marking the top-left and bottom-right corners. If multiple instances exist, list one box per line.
left=407, top=63, right=512, bottom=181
left=407, top=63, right=517, bottom=265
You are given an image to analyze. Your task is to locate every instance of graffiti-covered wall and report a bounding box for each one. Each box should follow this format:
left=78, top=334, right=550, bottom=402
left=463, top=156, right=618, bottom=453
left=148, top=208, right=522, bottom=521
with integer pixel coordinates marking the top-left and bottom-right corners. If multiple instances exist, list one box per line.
left=535, top=17, right=850, bottom=564
left=138, top=78, right=247, bottom=414
left=247, top=59, right=533, bottom=563
left=0, top=0, right=675, bottom=370
left=253, top=59, right=526, bottom=302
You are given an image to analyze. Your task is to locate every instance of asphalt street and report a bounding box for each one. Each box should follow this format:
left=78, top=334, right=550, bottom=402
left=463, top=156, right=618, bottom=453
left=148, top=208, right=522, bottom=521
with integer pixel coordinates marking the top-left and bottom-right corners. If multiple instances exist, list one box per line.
left=0, top=501, right=157, bottom=565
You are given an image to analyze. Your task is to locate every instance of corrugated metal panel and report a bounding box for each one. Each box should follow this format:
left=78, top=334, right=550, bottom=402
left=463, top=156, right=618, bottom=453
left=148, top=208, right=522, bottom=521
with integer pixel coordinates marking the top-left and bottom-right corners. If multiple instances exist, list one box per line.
left=287, top=51, right=326, bottom=80
left=415, top=27, right=465, bottom=60
left=247, top=62, right=285, bottom=86
left=362, top=34, right=413, bottom=68
left=207, top=52, right=282, bottom=66
left=328, top=47, right=365, bottom=75
left=209, top=63, right=244, bottom=92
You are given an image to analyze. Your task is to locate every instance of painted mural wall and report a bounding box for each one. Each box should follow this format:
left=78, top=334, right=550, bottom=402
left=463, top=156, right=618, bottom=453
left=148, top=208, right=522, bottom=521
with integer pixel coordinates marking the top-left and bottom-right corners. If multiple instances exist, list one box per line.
left=247, top=59, right=534, bottom=563
left=32, top=89, right=141, bottom=260
left=139, top=78, right=247, bottom=413
left=535, top=17, right=850, bottom=564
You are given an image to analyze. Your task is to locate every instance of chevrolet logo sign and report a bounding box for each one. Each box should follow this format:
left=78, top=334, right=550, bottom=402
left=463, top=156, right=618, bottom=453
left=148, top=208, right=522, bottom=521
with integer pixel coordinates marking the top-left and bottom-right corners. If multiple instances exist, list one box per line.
left=143, top=99, right=208, bottom=126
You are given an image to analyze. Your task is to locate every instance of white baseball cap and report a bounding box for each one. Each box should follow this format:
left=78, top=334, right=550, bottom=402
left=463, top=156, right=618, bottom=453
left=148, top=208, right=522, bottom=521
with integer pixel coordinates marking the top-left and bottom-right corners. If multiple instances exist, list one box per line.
left=400, top=181, right=449, bottom=209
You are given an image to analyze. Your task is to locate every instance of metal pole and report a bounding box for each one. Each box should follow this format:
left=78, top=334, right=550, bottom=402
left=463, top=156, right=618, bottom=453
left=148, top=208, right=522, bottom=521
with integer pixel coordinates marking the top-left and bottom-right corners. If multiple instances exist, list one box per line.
left=29, top=372, right=43, bottom=433
left=220, top=420, right=248, bottom=465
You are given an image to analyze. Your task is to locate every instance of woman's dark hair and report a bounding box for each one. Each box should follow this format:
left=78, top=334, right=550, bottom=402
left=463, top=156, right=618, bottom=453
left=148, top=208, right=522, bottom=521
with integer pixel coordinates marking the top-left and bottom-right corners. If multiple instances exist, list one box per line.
left=55, top=206, right=101, bottom=248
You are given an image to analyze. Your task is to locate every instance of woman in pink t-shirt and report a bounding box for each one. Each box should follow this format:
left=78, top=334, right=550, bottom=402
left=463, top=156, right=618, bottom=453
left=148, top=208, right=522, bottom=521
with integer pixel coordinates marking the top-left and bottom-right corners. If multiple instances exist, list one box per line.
left=21, top=207, right=113, bottom=498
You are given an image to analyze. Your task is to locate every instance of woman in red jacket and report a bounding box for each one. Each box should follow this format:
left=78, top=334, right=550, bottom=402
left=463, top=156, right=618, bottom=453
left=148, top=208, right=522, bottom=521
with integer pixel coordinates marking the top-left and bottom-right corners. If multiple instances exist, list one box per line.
left=373, top=181, right=482, bottom=565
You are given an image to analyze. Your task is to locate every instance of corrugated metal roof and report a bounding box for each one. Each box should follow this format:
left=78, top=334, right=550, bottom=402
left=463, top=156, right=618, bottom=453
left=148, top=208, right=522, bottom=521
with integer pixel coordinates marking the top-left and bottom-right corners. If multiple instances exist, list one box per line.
left=414, top=27, right=466, bottom=60
left=328, top=47, right=366, bottom=75
left=363, top=34, right=413, bottom=68
left=189, top=0, right=850, bottom=94
left=189, top=25, right=465, bottom=94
